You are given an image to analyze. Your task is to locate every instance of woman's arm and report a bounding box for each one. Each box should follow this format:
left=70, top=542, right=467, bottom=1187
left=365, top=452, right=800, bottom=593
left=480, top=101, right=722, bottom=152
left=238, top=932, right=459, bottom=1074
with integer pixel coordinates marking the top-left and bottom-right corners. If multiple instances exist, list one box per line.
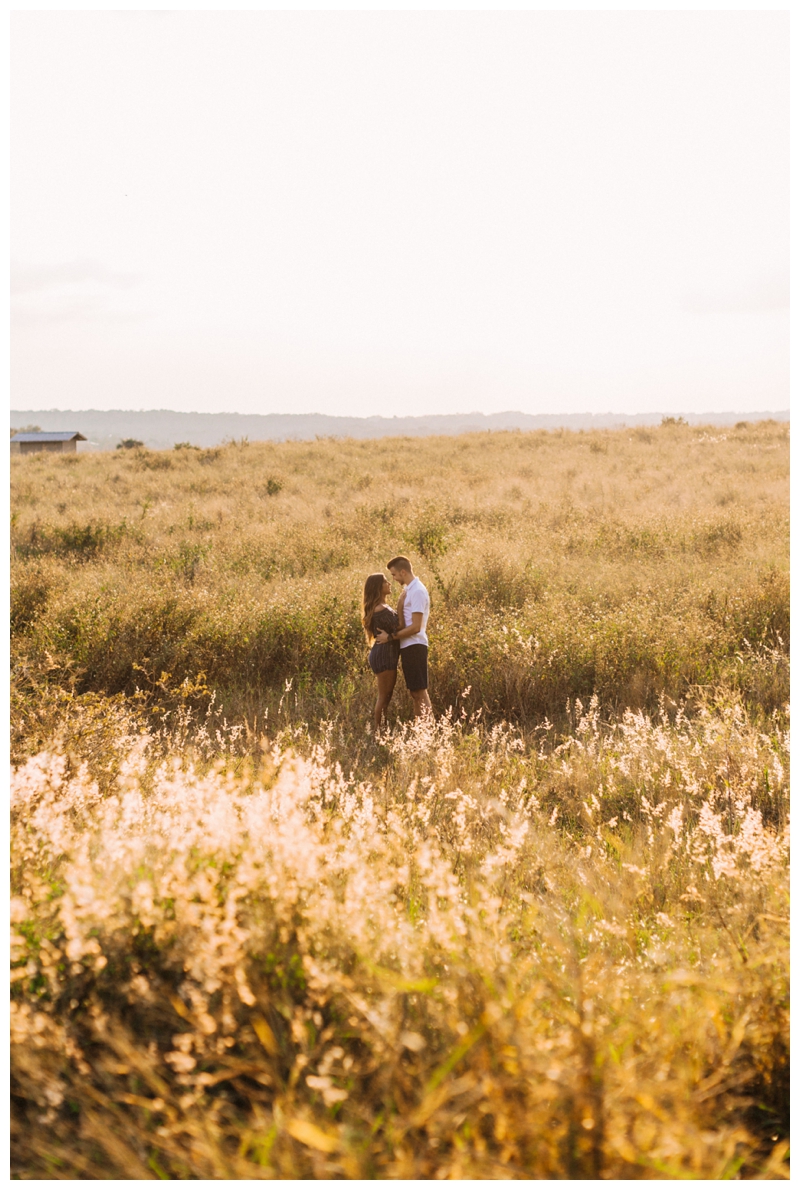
left=391, top=612, right=423, bottom=642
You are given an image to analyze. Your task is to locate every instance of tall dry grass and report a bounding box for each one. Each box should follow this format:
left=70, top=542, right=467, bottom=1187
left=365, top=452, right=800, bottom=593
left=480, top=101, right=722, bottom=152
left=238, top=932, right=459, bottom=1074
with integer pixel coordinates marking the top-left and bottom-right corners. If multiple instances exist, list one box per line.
left=11, top=698, right=788, bottom=1178
left=10, top=420, right=789, bottom=1177
left=10, top=420, right=789, bottom=742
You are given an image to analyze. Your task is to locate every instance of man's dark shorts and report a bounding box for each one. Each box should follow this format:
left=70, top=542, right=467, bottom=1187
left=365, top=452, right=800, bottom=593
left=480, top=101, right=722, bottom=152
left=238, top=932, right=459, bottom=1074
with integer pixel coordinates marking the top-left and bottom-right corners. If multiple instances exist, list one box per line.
left=400, top=644, right=428, bottom=692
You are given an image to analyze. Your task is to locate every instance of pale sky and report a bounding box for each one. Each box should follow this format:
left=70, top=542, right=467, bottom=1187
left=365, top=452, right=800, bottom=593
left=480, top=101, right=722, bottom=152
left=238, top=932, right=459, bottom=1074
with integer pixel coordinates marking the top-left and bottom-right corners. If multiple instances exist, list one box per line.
left=11, top=10, right=789, bottom=417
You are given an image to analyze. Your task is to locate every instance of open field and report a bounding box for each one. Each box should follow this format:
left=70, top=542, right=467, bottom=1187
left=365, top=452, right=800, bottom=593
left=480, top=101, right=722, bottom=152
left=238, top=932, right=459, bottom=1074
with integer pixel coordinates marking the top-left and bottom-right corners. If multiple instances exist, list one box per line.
left=10, top=418, right=789, bottom=737
left=10, top=420, right=789, bottom=1178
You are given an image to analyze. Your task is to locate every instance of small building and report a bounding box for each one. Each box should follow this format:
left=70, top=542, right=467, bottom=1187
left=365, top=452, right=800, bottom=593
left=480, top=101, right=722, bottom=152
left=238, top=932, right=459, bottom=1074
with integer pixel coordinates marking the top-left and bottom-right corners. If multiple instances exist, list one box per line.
left=10, top=431, right=87, bottom=455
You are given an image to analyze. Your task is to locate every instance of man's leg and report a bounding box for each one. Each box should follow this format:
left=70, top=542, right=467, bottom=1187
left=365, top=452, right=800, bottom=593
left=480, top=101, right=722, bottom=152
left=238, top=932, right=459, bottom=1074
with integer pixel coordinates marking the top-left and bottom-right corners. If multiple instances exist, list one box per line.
left=401, top=645, right=432, bottom=718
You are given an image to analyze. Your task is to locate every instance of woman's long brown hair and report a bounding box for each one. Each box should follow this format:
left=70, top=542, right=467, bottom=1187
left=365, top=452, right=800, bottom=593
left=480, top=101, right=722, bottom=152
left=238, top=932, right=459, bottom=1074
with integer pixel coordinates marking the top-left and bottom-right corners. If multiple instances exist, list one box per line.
left=362, top=573, right=387, bottom=644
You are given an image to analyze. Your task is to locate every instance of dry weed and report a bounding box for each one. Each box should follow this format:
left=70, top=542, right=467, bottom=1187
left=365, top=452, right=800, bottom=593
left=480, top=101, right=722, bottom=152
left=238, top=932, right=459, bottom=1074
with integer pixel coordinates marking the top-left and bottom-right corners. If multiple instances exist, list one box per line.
left=11, top=698, right=789, bottom=1178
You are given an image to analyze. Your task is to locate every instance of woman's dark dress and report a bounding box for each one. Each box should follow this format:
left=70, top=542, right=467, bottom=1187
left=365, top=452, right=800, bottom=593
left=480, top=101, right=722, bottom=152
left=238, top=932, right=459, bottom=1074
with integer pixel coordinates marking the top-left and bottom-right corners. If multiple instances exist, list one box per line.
left=368, top=607, right=400, bottom=674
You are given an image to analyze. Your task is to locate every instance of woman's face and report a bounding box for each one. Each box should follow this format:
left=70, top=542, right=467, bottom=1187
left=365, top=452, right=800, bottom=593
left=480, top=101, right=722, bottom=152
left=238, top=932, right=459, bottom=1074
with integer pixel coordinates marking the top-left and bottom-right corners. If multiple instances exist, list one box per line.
left=381, top=577, right=391, bottom=598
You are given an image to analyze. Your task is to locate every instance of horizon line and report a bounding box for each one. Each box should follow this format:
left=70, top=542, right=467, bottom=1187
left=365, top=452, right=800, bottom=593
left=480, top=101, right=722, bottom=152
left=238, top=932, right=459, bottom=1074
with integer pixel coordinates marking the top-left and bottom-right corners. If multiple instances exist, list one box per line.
left=10, top=407, right=791, bottom=419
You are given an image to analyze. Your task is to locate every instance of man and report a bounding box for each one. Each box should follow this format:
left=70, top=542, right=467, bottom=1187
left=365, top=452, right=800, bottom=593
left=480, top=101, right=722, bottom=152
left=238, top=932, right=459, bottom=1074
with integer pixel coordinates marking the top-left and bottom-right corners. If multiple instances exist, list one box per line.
left=375, top=555, right=432, bottom=718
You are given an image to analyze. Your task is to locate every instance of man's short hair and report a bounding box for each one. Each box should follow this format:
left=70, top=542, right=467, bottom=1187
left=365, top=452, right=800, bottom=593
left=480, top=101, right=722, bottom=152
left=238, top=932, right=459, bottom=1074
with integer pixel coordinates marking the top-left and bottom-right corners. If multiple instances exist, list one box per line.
left=387, top=555, right=412, bottom=573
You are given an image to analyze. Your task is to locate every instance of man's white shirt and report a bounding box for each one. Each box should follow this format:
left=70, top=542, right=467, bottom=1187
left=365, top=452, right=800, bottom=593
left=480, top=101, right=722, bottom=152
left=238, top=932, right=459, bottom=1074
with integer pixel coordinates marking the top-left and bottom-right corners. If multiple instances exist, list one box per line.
left=400, top=576, right=430, bottom=648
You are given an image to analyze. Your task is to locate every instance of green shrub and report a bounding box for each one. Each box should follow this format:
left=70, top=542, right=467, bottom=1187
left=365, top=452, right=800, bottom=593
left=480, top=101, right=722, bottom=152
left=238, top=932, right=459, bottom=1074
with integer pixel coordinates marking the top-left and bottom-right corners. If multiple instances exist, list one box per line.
left=10, top=560, right=59, bottom=634
left=11, top=519, right=135, bottom=560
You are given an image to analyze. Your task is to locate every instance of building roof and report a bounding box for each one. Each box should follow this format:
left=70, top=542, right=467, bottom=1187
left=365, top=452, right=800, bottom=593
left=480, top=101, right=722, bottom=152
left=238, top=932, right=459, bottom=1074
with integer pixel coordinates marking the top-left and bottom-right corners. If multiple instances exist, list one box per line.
left=11, top=431, right=87, bottom=442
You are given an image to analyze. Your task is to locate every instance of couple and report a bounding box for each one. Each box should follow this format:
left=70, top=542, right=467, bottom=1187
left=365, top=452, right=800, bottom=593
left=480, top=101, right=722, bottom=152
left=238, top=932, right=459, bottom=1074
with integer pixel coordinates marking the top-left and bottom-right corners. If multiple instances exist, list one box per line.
left=362, top=555, right=432, bottom=731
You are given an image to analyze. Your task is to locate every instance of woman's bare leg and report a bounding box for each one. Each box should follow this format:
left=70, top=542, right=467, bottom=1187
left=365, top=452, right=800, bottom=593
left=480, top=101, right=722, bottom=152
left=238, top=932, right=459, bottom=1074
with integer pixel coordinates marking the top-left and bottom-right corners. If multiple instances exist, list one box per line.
left=374, top=669, right=397, bottom=731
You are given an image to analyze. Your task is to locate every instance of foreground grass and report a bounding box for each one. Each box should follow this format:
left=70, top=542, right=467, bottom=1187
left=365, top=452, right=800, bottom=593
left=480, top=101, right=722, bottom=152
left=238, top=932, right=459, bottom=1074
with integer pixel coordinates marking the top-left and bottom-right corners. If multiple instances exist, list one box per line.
left=10, top=697, right=789, bottom=1178
left=10, top=421, right=789, bottom=1177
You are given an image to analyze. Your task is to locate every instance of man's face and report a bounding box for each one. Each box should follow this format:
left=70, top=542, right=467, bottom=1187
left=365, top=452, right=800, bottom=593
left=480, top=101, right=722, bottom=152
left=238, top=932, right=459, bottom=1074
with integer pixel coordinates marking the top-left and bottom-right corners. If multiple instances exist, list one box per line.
left=389, top=567, right=407, bottom=587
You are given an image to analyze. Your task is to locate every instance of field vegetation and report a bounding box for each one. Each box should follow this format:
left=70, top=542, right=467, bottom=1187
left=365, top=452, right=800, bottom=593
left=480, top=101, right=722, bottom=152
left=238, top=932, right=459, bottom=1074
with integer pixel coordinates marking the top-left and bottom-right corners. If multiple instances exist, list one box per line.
left=10, top=420, right=789, bottom=1178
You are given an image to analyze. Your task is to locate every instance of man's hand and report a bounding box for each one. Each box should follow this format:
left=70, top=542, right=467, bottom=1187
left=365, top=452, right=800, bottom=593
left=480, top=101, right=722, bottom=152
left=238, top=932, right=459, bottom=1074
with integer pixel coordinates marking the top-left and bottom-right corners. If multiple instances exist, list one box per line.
left=377, top=588, right=406, bottom=645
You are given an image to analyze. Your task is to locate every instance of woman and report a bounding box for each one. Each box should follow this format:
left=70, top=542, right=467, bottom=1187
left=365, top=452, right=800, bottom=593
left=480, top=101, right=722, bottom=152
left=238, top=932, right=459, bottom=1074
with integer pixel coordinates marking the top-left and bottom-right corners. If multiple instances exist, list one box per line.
left=362, top=572, right=403, bottom=731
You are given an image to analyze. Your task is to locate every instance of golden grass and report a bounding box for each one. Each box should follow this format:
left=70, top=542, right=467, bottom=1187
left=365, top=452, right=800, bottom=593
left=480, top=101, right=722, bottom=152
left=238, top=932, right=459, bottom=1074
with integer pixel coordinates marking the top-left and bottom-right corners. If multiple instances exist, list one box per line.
left=10, top=420, right=789, bottom=1177
left=10, top=419, right=789, bottom=736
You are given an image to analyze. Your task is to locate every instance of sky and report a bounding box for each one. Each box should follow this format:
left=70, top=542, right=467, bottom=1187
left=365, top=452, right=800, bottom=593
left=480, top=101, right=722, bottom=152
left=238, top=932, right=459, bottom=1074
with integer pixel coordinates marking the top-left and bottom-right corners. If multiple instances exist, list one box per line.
left=11, top=10, right=789, bottom=417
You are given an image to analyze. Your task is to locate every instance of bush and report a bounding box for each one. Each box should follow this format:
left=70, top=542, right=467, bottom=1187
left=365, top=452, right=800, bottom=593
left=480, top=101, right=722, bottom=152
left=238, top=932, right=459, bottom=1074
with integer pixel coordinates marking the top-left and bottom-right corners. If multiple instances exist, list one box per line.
left=11, top=519, right=135, bottom=561
left=131, top=448, right=174, bottom=470
left=10, top=560, right=59, bottom=633
left=260, top=477, right=283, bottom=496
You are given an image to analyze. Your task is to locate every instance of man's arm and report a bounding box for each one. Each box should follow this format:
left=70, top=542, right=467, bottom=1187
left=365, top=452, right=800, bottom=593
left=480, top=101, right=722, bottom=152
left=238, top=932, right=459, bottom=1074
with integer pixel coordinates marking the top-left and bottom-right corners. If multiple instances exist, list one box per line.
left=375, top=589, right=405, bottom=644
left=376, top=612, right=422, bottom=645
